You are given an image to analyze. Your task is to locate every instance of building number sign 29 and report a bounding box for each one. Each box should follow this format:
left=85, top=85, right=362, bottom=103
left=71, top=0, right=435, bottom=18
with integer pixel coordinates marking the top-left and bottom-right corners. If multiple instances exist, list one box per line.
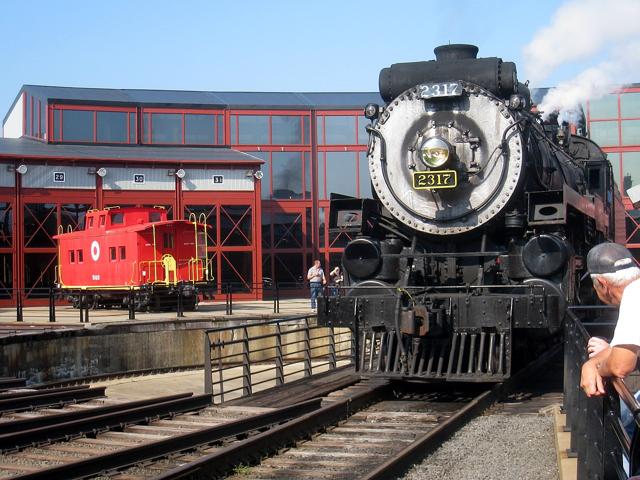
left=53, top=172, right=65, bottom=183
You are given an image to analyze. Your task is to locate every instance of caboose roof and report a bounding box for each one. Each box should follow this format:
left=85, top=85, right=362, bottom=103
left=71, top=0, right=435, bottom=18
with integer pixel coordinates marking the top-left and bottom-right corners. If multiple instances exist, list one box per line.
left=0, top=137, right=263, bottom=165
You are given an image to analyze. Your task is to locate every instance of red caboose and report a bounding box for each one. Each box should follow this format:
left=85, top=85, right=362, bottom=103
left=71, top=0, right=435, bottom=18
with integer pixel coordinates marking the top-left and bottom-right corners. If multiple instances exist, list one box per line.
left=54, top=206, right=211, bottom=310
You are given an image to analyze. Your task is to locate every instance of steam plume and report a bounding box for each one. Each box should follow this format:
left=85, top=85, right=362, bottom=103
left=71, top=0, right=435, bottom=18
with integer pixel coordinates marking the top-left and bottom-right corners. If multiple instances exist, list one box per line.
left=523, top=0, right=640, bottom=119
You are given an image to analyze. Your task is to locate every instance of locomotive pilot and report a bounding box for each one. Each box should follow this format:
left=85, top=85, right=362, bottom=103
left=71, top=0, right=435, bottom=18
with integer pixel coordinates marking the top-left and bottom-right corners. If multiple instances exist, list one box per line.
left=580, top=242, right=640, bottom=397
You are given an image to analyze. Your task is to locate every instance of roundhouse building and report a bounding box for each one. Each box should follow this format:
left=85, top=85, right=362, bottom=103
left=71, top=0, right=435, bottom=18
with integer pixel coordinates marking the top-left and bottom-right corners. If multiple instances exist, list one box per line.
left=0, top=86, right=381, bottom=304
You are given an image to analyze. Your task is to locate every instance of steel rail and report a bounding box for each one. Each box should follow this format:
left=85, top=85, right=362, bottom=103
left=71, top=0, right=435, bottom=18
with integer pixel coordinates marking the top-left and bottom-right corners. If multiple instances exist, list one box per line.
left=362, top=343, right=563, bottom=479
left=0, top=392, right=211, bottom=452
left=0, top=392, right=193, bottom=435
left=155, top=380, right=391, bottom=480
left=12, top=397, right=324, bottom=480
left=0, top=378, right=27, bottom=390
left=0, top=386, right=107, bottom=413
left=0, top=385, right=89, bottom=401
left=159, top=345, right=559, bottom=480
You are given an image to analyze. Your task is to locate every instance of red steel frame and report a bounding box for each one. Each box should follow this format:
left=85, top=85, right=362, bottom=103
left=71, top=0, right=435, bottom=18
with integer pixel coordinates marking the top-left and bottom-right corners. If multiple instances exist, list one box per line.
left=587, top=87, right=640, bottom=250
left=6, top=100, right=375, bottom=304
left=49, top=104, right=138, bottom=144
left=0, top=190, right=14, bottom=306
left=141, top=107, right=225, bottom=146
left=183, top=189, right=262, bottom=300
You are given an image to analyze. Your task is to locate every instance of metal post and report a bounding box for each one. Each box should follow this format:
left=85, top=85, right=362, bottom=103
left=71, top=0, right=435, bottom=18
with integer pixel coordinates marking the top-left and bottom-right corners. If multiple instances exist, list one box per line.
left=275, top=323, right=284, bottom=386
left=16, top=289, right=23, bottom=322
left=303, top=318, right=312, bottom=377
left=204, top=333, right=213, bottom=395
left=273, top=281, right=277, bottom=313
left=176, top=283, right=184, bottom=318
left=79, top=292, right=84, bottom=323
left=48, top=287, right=56, bottom=323
left=217, top=340, right=225, bottom=404
left=225, top=284, right=231, bottom=315
left=128, top=289, right=136, bottom=320
left=328, top=325, right=337, bottom=369
left=229, top=284, right=233, bottom=315
left=275, top=281, right=280, bottom=313
left=242, top=326, right=252, bottom=397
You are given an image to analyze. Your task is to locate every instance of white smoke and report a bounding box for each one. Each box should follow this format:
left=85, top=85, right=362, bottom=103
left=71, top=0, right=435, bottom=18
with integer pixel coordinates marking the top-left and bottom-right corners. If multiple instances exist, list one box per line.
left=523, top=0, right=640, bottom=119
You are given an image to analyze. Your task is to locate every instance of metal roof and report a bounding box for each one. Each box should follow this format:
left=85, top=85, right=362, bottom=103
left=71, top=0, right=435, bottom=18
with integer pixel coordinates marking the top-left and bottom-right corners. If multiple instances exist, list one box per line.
left=0, top=137, right=263, bottom=165
left=16, top=85, right=383, bottom=109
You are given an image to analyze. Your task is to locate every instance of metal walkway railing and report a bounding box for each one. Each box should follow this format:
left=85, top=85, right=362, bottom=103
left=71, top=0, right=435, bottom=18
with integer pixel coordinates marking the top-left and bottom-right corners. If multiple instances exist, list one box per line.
left=564, top=306, right=640, bottom=479
left=203, top=315, right=353, bottom=404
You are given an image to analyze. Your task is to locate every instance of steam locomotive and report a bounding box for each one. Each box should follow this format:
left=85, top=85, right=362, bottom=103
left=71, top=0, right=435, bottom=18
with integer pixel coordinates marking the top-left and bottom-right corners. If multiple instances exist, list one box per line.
left=55, top=206, right=212, bottom=310
left=318, top=44, right=624, bottom=382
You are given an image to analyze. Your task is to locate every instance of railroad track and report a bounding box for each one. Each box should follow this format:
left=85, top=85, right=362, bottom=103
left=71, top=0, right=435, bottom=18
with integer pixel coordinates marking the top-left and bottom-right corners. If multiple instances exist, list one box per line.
left=0, top=347, right=558, bottom=479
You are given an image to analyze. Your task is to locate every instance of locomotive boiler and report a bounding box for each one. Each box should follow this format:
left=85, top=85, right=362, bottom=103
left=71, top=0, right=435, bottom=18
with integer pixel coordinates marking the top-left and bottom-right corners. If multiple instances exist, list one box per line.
left=318, top=44, right=624, bottom=382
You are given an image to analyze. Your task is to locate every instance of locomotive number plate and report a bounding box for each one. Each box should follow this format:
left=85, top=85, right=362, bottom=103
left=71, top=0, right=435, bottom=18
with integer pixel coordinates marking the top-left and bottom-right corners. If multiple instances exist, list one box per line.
left=413, top=170, right=457, bottom=190
left=419, top=82, right=462, bottom=99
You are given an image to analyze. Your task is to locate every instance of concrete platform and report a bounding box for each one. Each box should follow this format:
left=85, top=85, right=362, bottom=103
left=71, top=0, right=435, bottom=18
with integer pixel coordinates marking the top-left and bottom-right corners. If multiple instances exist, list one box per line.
left=0, top=299, right=314, bottom=331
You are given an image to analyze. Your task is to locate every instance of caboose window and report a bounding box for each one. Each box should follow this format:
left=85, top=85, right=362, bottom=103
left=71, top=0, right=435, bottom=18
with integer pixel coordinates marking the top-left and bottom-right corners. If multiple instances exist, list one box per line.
left=111, top=213, right=124, bottom=225
left=99, top=215, right=106, bottom=226
left=163, top=232, right=174, bottom=249
left=69, top=250, right=75, bottom=263
left=77, top=250, right=83, bottom=263
left=88, top=217, right=94, bottom=228
left=119, top=246, right=126, bottom=260
left=109, top=247, right=116, bottom=261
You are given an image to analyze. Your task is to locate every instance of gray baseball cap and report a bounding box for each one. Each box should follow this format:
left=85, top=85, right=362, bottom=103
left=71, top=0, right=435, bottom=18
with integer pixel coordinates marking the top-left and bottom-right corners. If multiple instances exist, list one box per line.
left=584, top=242, right=636, bottom=279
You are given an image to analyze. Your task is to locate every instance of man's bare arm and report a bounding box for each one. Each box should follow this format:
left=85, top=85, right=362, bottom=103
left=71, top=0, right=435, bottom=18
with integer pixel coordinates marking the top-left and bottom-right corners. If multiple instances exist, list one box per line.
left=597, top=344, right=639, bottom=378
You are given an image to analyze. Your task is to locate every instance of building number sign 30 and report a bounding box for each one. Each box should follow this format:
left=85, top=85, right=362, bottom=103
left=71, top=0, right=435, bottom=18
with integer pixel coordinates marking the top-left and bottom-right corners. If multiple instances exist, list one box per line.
left=134, top=174, right=145, bottom=184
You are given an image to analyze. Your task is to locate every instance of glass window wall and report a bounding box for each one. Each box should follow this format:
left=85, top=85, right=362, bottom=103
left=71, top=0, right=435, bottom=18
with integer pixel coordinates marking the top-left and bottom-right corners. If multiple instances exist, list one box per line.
left=621, top=120, right=640, bottom=145
left=97, top=111, right=128, bottom=143
left=272, top=152, right=304, bottom=199
left=150, top=113, right=182, bottom=144
left=589, top=95, right=618, bottom=119
left=621, top=93, right=640, bottom=118
left=185, top=114, right=214, bottom=144
left=590, top=121, right=619, bottom=146
left=62, top=110, right=94, bottom=142
left=321, top=116, right=357, bottom=144
left=272, top=115, right=304, bottom=144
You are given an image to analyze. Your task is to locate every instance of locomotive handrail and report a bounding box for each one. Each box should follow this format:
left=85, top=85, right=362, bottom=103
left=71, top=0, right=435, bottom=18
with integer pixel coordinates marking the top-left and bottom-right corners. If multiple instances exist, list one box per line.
left=188, top=212, right=196, bottom=223
left=67, top=225, right=72, bottom=233
left=57, top=224, right=64, bottom=235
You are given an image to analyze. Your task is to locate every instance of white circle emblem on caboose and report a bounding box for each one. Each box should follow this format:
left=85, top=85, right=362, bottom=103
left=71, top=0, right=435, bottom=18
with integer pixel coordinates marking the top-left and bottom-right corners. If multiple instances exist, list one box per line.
left=90, top=241, right=100, bottom=261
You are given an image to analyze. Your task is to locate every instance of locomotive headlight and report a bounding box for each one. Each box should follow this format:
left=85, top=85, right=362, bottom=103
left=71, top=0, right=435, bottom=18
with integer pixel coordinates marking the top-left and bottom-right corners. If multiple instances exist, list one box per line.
left=419, top=137, right=450, bottom=168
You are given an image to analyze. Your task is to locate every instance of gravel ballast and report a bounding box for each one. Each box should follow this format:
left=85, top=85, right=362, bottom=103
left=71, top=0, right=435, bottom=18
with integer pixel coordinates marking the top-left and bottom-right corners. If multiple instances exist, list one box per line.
left=402, top=413, right=558, bottom=480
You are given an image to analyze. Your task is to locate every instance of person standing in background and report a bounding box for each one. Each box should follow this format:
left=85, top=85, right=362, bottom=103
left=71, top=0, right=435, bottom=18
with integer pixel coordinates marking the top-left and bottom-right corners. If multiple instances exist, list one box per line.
left=307, top=259, right=326, bottom=311
left=329, top=266, right=343, bottom=296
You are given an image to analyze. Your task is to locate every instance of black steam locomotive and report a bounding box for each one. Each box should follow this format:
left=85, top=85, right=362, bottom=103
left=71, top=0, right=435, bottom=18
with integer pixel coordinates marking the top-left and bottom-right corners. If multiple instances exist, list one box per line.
left=318, top=44, right=624, bottom=382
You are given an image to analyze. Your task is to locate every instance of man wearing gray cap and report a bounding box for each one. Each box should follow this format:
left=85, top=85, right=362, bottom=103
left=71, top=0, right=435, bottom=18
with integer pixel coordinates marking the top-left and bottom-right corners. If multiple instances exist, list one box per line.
left=580, top=242, right=640, bottom=397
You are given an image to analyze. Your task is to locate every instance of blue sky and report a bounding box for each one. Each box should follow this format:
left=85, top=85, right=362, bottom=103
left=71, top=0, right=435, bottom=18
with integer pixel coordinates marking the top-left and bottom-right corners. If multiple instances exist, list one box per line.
left=0, top=0, right=582, bottom=115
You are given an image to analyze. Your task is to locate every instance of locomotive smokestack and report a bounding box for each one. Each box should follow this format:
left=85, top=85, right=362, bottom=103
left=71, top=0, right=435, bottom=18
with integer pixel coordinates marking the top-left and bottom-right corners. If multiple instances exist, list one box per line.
left=434, top=44, right=479, bottom=61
